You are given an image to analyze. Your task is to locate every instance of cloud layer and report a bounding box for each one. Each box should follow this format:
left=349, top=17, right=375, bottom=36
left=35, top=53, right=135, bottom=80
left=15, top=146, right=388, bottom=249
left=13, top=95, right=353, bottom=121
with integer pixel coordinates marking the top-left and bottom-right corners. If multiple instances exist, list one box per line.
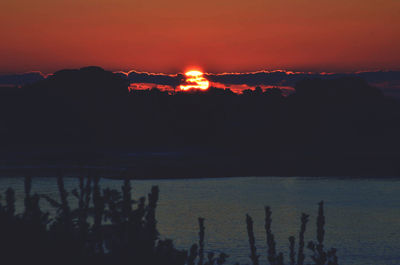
left=2, top=69, right=400, bottom=97
left=0, top=72, right=45, bottom=86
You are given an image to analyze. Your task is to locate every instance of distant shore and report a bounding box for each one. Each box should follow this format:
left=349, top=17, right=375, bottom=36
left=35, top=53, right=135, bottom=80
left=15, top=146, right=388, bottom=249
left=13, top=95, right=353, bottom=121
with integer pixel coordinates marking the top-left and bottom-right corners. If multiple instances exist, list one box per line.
left=0, top=149, right=399, bottom=179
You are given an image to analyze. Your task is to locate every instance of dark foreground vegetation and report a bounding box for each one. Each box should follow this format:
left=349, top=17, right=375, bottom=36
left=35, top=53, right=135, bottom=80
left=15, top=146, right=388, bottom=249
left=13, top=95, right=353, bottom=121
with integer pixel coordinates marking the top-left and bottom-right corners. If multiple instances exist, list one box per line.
left=0, top=176, right=338, bottom=265
left=0, top=66, right=399, bottom=176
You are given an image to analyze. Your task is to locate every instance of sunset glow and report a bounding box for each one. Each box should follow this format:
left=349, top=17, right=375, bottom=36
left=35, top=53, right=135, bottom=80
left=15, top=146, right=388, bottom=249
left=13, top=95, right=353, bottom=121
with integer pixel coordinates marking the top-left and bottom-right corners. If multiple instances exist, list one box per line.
left=180, top=70, right=210, bottom=91
left=0, top=0, right=399, bottom=73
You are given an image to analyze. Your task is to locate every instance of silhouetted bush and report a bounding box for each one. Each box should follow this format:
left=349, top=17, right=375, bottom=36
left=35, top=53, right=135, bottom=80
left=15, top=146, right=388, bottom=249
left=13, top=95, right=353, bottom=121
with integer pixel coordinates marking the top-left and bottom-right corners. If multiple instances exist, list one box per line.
left=0, top=176, right=227, bottom=265
left=0, top=177, right=339, bottom=265
left=246, top=201, right=338, bottom=265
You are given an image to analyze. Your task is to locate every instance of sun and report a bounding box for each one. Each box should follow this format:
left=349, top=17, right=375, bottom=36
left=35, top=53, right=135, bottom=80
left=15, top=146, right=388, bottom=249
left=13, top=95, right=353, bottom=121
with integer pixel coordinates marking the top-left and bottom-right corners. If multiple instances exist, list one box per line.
left=179, top=70, right=210, bottom=91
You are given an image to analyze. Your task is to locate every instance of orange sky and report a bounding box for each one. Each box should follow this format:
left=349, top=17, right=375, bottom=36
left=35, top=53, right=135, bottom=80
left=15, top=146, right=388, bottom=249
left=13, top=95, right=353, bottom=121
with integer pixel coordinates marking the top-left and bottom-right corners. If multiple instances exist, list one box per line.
left=0, top=0, right=399, bottom=74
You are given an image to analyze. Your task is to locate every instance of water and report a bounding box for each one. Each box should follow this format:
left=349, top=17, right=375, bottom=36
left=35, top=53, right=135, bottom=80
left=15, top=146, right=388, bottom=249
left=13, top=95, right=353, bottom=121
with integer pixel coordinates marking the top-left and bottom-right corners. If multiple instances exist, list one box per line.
left=0, top=176, right=399, bottom=265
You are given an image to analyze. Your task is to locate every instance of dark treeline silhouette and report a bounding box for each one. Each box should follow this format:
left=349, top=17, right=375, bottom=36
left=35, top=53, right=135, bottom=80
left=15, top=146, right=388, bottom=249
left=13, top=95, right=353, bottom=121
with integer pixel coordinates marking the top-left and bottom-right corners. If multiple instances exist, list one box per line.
left=1, top=66, right=400, bottom=176
left=0, top=176, right=338, bottom=265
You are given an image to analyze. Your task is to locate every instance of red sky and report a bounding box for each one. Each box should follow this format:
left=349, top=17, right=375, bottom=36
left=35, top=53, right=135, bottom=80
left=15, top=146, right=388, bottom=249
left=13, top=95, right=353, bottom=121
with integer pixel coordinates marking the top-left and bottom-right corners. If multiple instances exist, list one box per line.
left=1, top=0, right=399, bottom=74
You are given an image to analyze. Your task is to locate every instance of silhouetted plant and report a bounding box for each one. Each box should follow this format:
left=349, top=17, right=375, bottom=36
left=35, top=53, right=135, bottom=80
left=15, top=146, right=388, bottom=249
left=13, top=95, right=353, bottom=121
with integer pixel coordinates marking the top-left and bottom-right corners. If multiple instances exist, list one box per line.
left=288, top=236, right=295, bottom=265
left=203, top=252, right=228, bottom=265
left=71, top=176, right=92, bottom=244
left=198, top=217, right=205, bottom=265
left=0, top=176, right=201, bottom=265
left=246, top=214, right=259, bottom=265
left=297, top=213, right=309, bottom=265
left=265, top=206, right=277, bottom=264
left=145, top=185, right=159, bottom=244
left=246, top=203, right=338, bottom=265
left=0, top=176, right=338, bottom=265
left=188, top=244, right=198, bottom=265
left=122, top=177, right=133, bottom=221
left=5, top=187, right=15, bottom=217
left=23, top=176, right=31, bottom=219
left=215, top=253, right=229, bottom=265
left=308, top=201, right=339, bottom=265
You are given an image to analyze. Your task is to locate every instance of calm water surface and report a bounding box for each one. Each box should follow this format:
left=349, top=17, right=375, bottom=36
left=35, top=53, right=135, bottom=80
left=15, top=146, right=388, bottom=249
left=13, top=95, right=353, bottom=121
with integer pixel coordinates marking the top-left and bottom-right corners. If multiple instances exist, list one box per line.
left=0, top=176, right=399, bottom=265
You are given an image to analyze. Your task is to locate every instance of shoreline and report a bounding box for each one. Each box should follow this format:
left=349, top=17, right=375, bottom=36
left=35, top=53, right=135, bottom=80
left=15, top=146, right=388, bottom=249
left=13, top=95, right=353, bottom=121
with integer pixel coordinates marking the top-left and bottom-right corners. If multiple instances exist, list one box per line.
left=0, top=165, right=399, bottom=180
left=0, top=149, right=399, bottom=179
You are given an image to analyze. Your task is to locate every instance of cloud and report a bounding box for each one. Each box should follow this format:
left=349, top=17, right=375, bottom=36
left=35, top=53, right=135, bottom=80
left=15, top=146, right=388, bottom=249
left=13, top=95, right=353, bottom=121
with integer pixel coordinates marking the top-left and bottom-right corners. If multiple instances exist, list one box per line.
left=0, top=72, right=45, bottom=86
left=204, top=70, right=400, bottom=96
left=121, top=70, right=400, bottom=95
left=1, top=68, right=400, bottom=97
left=205, top=70, right=400, bottom=87
left=117, top=70, right=183, bottom=87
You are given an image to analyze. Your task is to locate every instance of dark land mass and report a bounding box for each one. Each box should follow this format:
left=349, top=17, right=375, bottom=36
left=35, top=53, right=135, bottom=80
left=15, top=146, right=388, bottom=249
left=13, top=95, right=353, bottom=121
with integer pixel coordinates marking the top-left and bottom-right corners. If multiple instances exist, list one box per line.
left=1, top=66, right=400, bottom=178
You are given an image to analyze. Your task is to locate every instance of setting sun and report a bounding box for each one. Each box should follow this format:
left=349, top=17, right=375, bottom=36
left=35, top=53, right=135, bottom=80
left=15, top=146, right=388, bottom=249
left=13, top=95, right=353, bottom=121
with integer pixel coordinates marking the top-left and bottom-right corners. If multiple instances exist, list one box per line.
left=179, top=70, right=210, bottom=91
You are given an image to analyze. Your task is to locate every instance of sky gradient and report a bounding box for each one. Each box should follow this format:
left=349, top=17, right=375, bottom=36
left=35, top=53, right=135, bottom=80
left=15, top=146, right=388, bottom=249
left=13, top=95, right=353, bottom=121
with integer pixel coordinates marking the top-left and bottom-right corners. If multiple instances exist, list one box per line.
left=1, top=0, right=399, bottom=74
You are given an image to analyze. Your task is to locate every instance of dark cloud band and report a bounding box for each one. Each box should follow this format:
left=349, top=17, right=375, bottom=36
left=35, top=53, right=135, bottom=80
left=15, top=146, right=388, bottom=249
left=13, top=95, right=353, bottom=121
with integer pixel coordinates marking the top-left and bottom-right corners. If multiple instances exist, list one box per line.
left=1, top=69, right=400, bottom=96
